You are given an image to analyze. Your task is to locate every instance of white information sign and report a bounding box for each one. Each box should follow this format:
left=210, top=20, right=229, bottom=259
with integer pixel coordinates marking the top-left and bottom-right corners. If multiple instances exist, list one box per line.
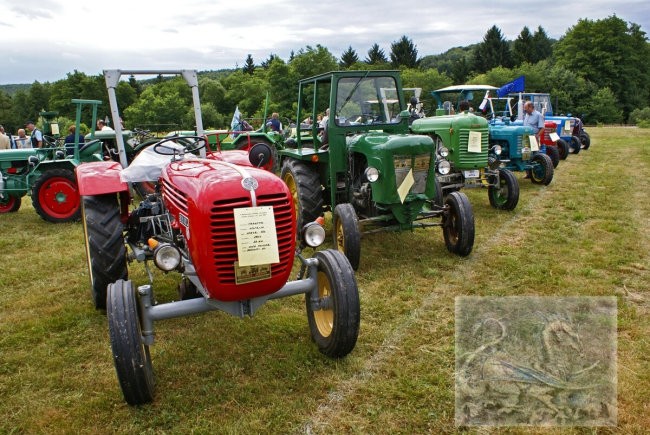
left=549, top=132, right=560, bottom=142
left=397, top=168, right=415, bottom=204
left=234, top=206, right=279, bottom=267
left=529, top=135, right=539, bottom=151
left=468, top=131, right=482, bottom=153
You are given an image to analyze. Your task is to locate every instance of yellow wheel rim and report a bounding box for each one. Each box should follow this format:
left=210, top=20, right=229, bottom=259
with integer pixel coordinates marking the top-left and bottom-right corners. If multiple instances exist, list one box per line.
left=335, top=218, right=345, bottom=254
left=283, top=172, right=300, bottom=222
left=81, top=203, right=94, bottom=287
left=313, top=271, right=333, bottom=337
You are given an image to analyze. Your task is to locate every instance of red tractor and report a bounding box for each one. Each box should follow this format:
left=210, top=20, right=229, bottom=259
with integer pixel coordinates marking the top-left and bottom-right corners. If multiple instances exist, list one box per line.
left=76, top=137, right=360, bottom=405
left=539, top=120, right=570, bottom=168
left=76, top=70, right=360, bottom=405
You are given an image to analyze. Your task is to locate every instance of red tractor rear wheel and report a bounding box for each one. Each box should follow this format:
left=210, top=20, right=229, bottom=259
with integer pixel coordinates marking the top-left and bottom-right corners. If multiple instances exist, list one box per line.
left=32, top=168, right=81, bottom=223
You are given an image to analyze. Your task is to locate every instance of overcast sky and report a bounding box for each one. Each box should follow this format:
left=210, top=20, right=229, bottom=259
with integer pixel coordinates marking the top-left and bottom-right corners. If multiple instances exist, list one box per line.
left=1, top=0, right=648, bottom=85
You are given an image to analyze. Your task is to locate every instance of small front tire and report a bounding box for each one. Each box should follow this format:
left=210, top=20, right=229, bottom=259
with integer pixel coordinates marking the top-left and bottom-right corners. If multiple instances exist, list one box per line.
left=488, top=169, right=519, bottom=211
left=570, top=136, right=581, bottom=154
left=107, top=279, right=155, bottom=406
left=528, top=153, right=554, bottom=185
left=306, top=250, right=360, bottom=358
left=443, top=191, right=475, bottom=257
left=0, top=195, right=21, bottom=213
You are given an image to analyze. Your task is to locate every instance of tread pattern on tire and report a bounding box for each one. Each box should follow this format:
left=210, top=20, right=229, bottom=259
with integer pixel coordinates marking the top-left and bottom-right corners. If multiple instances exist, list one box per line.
left=281, top=159, right=324, bottom=230
left=83, top=195, right=128, bottom=310
left=307, top=249, right=360, bottom=358
left=107, top=279, right=155, bottom=405
left=443, top=191, right=475, bottom=257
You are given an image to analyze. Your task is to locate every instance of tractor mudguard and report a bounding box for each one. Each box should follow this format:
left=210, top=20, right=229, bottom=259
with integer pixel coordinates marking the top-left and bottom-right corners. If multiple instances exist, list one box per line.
left=76, top=161, right=128, bottom=196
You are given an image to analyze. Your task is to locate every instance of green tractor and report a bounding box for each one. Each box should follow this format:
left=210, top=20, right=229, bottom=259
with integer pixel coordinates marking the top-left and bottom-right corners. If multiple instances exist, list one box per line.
left=0, top=99, right=105, bottom=222
left=279, top=70, right=475, bottom=270
left=410, top=85, right=519, bottom=211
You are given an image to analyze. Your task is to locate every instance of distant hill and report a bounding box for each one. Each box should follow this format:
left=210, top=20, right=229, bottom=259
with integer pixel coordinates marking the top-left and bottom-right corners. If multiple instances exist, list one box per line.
left=0, top=83, right=31, bottom=96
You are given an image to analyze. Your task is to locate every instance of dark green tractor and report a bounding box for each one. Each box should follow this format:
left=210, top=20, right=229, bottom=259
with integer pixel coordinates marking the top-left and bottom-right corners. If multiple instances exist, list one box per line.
left=410, top=85, right=519, bottom=211
left=279, top=70, right=475, bottom=270
left=0, top=99, right=105, bottom=222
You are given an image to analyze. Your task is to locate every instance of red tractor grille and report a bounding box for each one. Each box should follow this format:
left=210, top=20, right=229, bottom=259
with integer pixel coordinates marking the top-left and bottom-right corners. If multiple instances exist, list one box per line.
left=161, top=179, right=189, bottom=215
left=209, top=193, right=294, bottom=285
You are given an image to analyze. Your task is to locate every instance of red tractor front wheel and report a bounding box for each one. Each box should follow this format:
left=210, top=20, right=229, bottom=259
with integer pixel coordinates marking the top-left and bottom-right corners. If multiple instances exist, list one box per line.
left=32, top=168, right=81, bottom=223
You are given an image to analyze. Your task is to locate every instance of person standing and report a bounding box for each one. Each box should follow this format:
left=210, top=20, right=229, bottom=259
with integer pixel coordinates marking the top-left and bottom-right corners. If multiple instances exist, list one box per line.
left=25, top=121, right=43, bottom=148
left=15, top=129, right=30, bottom=148
left=522, top=101, right=544, bottom=143
left=267, top=112, right=282, bottom=132
left=0, top=125, right=10, bottom=150
left=97, top=119, right=114, bottom=131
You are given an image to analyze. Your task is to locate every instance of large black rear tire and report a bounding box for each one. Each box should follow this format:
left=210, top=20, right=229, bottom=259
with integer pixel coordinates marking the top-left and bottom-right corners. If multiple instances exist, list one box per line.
left=333, top=203, right=361, bottom=270
left=488, top=169, right=519, bottom=211
left=281, top=159, right=323, bottom=231
left=82, top=194, right=128, bottom=310
left=306, top=250, right=360, bottom=358
left=545, top=145, right=559, bottom=168
left=556, top=139, right=570, bottom=160
left=107, top=279, right=155, bottom=405
left=443, top=191, right=474, bottom=257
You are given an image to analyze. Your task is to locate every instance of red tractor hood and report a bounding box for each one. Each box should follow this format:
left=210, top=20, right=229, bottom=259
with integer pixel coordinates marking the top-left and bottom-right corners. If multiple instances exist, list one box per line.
left=161, top=159, right=296, bottom=301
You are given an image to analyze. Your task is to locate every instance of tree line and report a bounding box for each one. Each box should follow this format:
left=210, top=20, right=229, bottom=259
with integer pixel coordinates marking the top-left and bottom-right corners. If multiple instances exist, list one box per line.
left=0, top=15, right=648, bottom=135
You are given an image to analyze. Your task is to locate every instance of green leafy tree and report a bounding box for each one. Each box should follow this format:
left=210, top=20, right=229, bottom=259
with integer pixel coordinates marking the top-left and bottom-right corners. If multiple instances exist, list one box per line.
left=401, top=68, right=452, bottom=114
left=261, top=54, right=280, bottom=69
left=578, top=87, right=623, bottom=123
left=265, top=57, right=295, bottom=119
left=243, top=54, right=255, bottom=75
left=365, top=43, right=388, bottom=65
left=199, top=77, right=227, bottom=114
left=629, top=107, right=650, bottom=125
left=221, top=70, right=268, bottom=120
left=473, top=25, right=513, bottom=73
left=123, top=78, right=193, bottom=130
left=25, top=81, right=52, bottom=121
left=390, top=35, right=419, bottom=68
left=450, top=57, right=472, bottom=84
left=340, top=46, right=359, bottom=68
left=0, top=90, right=18, bottom=132
left=532, top=26, right=553, bottom=62
left=512, top=26, right=535, bottom=65
left=289, top=45, right=338, bottom=80
left=554, top=16, right=650, bottom=120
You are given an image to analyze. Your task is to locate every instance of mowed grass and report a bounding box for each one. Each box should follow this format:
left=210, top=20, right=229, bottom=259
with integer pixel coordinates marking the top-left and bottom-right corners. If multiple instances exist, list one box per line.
left=1, top=127, right=648, bottom=433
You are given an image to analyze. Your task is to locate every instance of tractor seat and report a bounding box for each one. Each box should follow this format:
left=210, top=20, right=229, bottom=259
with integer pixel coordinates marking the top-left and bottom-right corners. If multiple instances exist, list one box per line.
left=65, top=139, right=101, bottom=157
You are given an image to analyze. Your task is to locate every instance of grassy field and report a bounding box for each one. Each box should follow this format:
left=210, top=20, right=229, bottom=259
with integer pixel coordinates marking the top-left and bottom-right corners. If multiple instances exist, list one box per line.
left=1, top=127, right=648, bottom=433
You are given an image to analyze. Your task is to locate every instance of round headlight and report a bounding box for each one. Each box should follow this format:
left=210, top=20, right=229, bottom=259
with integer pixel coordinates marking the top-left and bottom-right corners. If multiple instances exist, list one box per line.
left=438, top=146, right=449, bottom=157
left=492, top=145, right=502, bottom=155
left=438, top=159, right=451, bottom=175
left=364, top=167, right=380, bottom=182
left=154, top=243, right=181, bottom=271
left=302, top=221, right=326, bottom=247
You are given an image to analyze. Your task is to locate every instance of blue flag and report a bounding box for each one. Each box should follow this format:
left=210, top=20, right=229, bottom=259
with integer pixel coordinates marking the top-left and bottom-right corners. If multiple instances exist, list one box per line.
left=496, top=76, right=525, bottom=97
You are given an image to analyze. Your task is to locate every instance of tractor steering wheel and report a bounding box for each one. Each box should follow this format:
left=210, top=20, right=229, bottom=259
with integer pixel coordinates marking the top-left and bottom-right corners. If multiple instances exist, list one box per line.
left=152, top=135, right=208, bottom=157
